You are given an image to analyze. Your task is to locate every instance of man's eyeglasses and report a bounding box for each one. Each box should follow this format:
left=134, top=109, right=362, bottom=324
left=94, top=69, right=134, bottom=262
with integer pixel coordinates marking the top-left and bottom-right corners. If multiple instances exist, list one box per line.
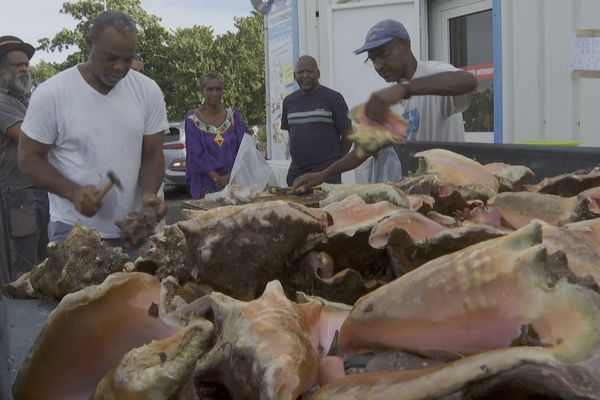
left=363, top=40, right=400, bottom=64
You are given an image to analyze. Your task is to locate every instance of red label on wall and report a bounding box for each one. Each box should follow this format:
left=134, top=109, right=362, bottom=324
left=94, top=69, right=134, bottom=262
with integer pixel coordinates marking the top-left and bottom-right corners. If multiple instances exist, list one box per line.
left=462, top=64, right=494, bottom=80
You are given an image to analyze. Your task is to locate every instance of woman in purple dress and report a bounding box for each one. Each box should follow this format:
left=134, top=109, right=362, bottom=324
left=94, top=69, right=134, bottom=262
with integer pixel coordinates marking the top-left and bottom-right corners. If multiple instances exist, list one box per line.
left=185, top=72, right=251, bottom=199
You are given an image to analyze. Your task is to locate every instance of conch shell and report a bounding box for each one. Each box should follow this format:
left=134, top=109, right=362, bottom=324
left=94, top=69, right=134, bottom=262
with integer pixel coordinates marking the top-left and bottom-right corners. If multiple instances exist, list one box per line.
left=348, top=104, right=408, bottom=157
left=340, top=222, right=576, bottom=355
left=316, top=221, right=600, bottom=399
left=192, top=280, right=322, bottom=400
left=12, top=272, right=212, bottom=400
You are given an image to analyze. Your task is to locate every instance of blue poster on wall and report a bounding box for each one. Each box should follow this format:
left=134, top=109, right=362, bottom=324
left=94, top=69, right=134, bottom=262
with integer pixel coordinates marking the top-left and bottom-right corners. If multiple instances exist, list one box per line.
left=266, top=0, right=298, bottom=160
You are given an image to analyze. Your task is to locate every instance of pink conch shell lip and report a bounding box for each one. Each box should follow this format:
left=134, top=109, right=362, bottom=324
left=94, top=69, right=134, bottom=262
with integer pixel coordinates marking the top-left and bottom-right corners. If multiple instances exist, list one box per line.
left=351, top=104, right=408, bottom=141
left=11, top=272, right=180, bottom=400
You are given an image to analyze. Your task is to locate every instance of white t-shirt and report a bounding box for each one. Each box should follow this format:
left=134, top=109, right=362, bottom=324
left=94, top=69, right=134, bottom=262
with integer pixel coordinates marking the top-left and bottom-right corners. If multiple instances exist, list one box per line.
left=22, top=66, right=168, bottom=238
left=391, top=60, right=471, bottom=142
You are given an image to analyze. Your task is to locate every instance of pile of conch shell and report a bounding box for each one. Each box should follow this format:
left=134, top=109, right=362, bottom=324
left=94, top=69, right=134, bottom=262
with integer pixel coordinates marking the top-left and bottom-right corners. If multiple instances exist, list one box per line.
left=8, top=149, right=600, bottom=399
left=12, top=219, right=600, bottom=399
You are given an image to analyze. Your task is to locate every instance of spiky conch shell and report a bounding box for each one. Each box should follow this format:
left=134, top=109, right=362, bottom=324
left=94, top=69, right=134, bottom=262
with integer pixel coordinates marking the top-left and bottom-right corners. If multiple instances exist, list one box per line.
left=348, top=104, right=409, bottom=157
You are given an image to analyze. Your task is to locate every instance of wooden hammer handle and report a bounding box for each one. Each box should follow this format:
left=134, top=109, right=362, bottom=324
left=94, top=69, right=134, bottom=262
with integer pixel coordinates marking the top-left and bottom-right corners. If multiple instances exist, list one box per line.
left=97, top=181, right=114, bottom=202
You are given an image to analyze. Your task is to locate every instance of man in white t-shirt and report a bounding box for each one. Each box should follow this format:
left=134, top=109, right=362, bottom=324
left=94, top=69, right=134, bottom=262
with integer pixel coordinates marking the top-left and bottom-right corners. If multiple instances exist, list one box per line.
left=18, top=10, right=168, bottom=258
left=291, top=19, right=477, bottom=190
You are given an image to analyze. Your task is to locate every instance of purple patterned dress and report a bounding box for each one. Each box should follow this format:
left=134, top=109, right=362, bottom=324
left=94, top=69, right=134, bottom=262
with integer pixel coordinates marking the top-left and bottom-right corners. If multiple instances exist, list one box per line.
left=184, top=108, right=250, bottom=199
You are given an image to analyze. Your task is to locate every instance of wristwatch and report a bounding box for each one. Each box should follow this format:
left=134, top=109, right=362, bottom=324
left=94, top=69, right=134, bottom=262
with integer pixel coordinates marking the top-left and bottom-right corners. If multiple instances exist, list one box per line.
left=399, top=79, right=412, bottom=99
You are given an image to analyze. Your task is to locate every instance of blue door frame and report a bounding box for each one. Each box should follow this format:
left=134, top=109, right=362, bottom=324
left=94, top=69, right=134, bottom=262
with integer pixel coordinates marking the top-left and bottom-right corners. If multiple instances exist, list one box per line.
left=492, top=0, right=503, bottom=143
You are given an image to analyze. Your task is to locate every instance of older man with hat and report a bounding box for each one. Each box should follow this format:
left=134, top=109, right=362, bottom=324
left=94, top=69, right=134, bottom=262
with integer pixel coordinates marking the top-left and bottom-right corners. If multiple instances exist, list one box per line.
left=0, top=35, right=49, bottom=282
left=291, top=19, right=478, bottom=190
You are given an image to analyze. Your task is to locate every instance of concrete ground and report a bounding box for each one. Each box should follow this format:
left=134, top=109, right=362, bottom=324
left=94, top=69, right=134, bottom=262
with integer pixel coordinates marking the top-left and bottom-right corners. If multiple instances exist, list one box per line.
left=1, top=296, right=57, bottom=399
left=164, top=186, right=190, bottom=225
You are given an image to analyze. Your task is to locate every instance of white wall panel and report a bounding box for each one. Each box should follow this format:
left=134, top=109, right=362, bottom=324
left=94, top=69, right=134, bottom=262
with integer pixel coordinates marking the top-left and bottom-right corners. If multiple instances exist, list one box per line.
left=297, top=1, right=320, bottom=58
left=543, top=0, right=576, bottom=140
left=578, top=0, right=600, bottom=146
left=504, top=0, right=543, bottom=143
left=502, top=0, right=600, bottom=146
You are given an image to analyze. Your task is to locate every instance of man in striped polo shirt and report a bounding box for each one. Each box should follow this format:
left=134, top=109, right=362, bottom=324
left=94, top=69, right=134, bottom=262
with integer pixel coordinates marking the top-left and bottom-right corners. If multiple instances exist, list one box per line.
left=281, top=55, right=353, bottom=186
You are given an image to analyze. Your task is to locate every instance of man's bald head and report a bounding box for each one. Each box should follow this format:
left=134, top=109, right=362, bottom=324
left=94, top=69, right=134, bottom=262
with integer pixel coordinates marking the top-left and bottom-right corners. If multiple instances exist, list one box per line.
left=296, top=55, right=318, bottom=70
left=294, top=55, right=320, bottom=94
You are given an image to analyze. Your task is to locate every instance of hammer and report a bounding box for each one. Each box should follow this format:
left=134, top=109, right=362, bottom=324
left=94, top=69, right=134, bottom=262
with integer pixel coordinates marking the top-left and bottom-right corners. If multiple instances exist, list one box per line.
left=97, top=170, right=123, bottom=201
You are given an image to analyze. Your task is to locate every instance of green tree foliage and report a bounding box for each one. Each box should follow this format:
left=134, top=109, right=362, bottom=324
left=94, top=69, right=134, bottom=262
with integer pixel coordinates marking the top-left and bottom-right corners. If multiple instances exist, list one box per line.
left=160, top=26, right=215, bottom=121
left=30, top=61, right=59, bottom=88
left=37, top=0, right=168, bottom=70
left=31, top=0, right=266, bottom=124
left=211, top=12, right=265, bottom=126
left=157, top=12, right=265, bottom=123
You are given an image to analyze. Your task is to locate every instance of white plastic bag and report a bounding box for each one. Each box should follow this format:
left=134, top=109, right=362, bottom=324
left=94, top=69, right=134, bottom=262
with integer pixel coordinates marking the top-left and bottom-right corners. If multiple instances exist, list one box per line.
left=205, top=134, right=276, bottom=203
left=228, top=134, right=275, bottom=191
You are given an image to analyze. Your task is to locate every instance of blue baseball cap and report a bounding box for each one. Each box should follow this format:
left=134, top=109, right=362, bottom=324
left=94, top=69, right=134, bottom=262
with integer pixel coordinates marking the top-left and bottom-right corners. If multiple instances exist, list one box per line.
left=354, top=19, right=410, bottom=54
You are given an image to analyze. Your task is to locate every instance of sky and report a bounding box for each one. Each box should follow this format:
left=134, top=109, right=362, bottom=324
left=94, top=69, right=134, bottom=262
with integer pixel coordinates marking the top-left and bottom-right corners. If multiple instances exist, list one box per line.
left=1, top=0, right=255, bottom=64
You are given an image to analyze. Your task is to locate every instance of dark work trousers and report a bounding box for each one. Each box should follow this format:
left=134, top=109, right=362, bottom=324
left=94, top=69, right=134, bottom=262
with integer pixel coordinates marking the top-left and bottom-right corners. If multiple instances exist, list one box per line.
left=0, top=193, right=10, bottom=286
left=0, top=187, right=49, bottom=281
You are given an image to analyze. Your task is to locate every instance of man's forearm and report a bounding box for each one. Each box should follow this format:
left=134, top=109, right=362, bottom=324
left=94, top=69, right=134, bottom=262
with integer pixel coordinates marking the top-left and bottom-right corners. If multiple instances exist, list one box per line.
left=407, top=71, right=477, bottom=97
left=340, top=125, right=354, bottom=155
left=323, top=150, right=369, bottom=178
left=139, top=155, right=164, bottom=197
left=340, top=135, right=353, bottom=155
left=20, top=156, right=79, bottom=201
left=139, top=132, right=166, bottom=197
left=18, top=133, right=81, bottom=200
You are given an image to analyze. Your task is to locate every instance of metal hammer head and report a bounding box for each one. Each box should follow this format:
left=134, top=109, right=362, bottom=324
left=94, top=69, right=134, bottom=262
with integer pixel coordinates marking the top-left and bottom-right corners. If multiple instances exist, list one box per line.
left=107, top=170, right=123, bottom=190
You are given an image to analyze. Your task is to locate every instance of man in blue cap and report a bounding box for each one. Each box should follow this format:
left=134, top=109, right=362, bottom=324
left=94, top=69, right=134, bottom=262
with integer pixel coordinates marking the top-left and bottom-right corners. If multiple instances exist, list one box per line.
left=0, top=35, right=49, bottom=281
left=291, top=19, right=477, bottom=190
left=355, top=19, right=477, bottom=138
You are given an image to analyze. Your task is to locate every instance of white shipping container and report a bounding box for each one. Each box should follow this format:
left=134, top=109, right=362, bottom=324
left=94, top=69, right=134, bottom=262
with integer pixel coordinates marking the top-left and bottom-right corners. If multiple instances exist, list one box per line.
left=260, top=0, right=600, bottom=170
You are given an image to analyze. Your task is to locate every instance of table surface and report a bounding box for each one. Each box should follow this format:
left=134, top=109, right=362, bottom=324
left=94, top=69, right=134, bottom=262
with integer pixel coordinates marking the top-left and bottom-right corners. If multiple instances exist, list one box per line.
left=182, top=190, right=327, bottom=210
